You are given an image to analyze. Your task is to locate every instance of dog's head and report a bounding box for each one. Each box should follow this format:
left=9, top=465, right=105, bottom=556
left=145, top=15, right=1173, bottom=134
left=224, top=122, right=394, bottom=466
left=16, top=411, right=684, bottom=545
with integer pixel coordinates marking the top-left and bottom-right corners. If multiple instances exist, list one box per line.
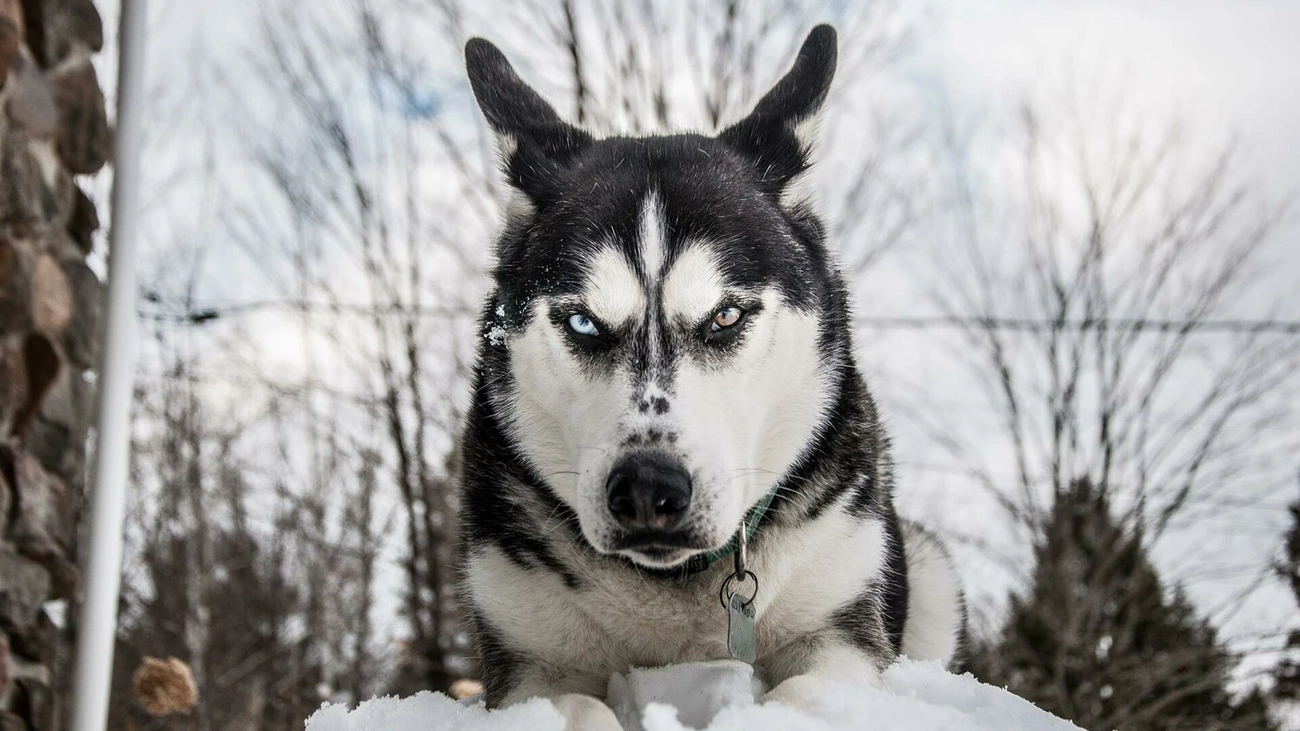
left=467, top=27, right=844, bottom=569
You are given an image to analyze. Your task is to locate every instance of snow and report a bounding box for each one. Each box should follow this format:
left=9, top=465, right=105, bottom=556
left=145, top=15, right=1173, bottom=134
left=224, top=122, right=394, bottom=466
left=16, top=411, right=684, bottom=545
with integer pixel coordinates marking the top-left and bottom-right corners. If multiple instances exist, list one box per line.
left=305, top=658, right=1081, bottom=730
left=485, top=324, right=508, bottom=346
left=607, top=660, right=764, bottom=730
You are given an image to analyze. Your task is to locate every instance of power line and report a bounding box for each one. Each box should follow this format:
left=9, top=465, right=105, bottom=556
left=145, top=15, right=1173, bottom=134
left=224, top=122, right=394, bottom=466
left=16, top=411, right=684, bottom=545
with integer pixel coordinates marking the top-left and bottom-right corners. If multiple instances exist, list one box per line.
left=136, top=297, right=1300, bottom=335
left=137, top=293, right=473, bottom=323
left=852, top=315, right=1300, bottom=335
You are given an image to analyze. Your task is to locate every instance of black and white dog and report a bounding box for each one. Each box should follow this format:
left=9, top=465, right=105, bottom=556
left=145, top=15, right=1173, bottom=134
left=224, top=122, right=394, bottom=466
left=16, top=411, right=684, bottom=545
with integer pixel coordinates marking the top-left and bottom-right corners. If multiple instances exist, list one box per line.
left=458, top=25, right=965, bottom=729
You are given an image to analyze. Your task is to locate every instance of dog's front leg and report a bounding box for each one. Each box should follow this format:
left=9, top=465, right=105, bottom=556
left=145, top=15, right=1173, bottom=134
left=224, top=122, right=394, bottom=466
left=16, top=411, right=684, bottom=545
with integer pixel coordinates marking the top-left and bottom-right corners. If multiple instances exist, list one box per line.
left=503, top=671, right=622, bottom=731
left=761, top=642, right=885, bottom=710
left=548, top=694, right=623, bottom=731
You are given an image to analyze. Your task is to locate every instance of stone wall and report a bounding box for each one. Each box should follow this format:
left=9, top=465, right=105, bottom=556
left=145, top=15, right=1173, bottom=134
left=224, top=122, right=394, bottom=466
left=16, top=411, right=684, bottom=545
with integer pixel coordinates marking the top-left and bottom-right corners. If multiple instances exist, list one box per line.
left=0, top=0, right=108, bottom=729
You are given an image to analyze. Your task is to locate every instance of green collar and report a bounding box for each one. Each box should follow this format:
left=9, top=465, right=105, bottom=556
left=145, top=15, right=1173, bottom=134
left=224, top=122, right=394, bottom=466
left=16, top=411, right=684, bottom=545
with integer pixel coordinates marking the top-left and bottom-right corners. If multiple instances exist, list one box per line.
left=683, top=487, right=779, bottom=575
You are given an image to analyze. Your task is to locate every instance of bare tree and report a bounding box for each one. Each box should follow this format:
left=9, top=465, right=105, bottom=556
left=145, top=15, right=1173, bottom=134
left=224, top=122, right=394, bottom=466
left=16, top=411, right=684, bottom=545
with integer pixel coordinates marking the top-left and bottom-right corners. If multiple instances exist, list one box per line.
left=910, top=84, right=1298, bottom=539
left=114, top=312, right=399, bottom=729
left=903, top=82, right=1300, bottom=725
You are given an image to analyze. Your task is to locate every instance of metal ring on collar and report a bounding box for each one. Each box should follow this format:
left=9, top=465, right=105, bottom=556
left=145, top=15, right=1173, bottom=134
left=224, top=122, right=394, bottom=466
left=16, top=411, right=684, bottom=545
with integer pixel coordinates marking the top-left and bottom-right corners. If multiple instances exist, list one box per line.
left=718, top=569, right=759, bottom=609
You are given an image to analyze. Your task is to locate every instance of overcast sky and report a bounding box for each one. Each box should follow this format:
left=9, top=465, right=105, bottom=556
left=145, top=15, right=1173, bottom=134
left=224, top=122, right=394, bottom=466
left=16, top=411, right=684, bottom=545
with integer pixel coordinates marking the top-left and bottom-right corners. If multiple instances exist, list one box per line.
left=918, top=0, right=1300, bottom=187
left=884, top=0, right=1300, bottom=680
left=97, top=0, right=1300, bottom=685
left=116, top=0, right=1300, bottom=293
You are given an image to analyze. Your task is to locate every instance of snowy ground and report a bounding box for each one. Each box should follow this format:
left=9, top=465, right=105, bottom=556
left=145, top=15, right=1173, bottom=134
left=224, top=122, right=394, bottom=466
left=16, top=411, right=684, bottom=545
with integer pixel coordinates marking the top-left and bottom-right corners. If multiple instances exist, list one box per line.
left=305, top=659, right=1081, bottom=730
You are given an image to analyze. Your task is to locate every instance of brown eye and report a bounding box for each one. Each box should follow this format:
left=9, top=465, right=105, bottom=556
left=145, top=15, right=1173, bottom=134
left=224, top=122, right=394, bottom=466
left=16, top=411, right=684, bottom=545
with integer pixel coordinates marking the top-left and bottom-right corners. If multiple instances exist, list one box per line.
left=713, top=306, right=743, bottom=329
left=704, top=305, right=748, bottom=344
left=708, top=306, right=745, bottom=338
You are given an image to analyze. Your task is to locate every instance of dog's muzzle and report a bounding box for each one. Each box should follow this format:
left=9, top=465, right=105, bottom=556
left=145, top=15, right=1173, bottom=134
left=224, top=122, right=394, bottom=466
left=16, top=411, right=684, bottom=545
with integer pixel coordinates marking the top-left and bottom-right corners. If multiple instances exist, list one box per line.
left=605, top=452, right=692, bottom=535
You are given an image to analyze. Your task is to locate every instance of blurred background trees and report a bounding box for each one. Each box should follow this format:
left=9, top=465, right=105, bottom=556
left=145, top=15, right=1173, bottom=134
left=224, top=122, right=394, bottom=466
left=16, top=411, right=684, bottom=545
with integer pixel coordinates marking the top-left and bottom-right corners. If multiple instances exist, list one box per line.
left=74, top=0, right=1300, bottom=729
left=915, top=83, right=1300, bottom=728
left=1270, top=489, right=1300, bottom=710
left=110, top=0, right=923, bottom=726
left=969, top=479, right=1277, bottom=730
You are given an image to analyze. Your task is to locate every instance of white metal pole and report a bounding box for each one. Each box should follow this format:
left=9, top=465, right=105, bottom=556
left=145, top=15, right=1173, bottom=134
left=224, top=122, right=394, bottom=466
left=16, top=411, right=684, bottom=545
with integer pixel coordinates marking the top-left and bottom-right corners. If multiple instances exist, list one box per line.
left=70, top=0, right=147, bottom=728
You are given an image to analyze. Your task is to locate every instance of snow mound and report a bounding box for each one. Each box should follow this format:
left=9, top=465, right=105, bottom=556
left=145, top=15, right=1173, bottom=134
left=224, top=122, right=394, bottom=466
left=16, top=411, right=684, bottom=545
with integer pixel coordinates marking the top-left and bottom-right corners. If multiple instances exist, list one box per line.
left=305, top=658, right=1081, bottom=730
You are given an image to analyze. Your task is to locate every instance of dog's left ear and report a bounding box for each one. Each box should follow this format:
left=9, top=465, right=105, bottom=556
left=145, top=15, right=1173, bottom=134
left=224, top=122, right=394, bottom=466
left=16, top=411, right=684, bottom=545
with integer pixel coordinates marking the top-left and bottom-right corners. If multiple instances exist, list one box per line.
left=466, top=38, right=592, bottom=203
left=719, top=25, right=837, bottom=201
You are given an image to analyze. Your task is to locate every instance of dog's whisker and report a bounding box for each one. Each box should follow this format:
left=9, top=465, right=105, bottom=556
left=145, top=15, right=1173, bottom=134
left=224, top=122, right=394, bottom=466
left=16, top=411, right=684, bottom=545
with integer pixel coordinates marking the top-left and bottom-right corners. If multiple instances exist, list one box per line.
left=726, top=467, right=784, bottom=486
left=729, top=467, right=780, bottom=476
left=540, top=519, right=570, bottom=538
left=540, top=470, right=581, bottom=480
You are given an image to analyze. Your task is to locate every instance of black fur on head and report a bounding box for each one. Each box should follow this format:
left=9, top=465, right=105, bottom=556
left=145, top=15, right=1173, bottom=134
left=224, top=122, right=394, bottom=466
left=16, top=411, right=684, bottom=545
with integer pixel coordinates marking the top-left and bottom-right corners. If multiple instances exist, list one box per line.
left=719, top=24, right=837, bottom=197
left=464, top=26, right=842, bottom=333
left=464, top=38, right=594, bottom=203
left=466, top=25, right=836, bottom=205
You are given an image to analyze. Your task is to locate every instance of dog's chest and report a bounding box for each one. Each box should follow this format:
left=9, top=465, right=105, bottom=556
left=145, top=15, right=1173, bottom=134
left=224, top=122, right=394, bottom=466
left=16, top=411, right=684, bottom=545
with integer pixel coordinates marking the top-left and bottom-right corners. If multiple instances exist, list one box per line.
left=583, top=570, right=730, bottom=663
left=469, top=548, right=736, bottom=674
left=468, top=513, right=889, bottom=683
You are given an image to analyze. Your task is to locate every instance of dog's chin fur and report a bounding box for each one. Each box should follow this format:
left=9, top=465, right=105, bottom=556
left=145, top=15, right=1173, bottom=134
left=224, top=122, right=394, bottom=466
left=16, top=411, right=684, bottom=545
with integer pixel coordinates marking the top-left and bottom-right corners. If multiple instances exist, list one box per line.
left=617, top=547, right=697, bottom=570
left=458, top=26, right=968, bottom=718
left=605, top=527, right=736, bottom=569
left=575, top=509, right=736, bottom=562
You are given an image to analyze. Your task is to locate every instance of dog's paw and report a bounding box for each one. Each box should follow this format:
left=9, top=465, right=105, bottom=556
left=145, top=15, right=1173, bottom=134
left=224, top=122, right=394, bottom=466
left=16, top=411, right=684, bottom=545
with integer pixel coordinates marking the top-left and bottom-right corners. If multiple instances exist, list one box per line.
left=760, top=673, right=825, bottom=711
left=551, top=693, right=623, bottom=731
left=762, top=666, right=883, bottom=711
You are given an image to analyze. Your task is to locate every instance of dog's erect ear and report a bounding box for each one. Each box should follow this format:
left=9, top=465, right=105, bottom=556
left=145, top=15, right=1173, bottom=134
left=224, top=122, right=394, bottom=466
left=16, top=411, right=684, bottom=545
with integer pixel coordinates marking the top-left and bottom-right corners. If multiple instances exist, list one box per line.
left=719, top=25, right=837, bottom=201
left=465, top=38, right=592, bottom=201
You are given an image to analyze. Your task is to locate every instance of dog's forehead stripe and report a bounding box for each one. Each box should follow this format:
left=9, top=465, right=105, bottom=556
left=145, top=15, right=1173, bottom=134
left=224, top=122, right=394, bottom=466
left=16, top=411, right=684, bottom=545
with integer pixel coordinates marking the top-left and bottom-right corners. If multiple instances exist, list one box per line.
left=638, top=192, right=665, bottom=281
left=582, top=247, right=646, bottom=325
left=661, top=243, right=725, bottom=322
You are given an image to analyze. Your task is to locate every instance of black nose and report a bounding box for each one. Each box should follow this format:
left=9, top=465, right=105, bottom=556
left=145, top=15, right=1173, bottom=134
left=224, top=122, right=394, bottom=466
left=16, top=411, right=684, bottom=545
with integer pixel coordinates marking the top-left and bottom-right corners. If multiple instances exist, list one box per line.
left=605, top=453, right=692, bottom=532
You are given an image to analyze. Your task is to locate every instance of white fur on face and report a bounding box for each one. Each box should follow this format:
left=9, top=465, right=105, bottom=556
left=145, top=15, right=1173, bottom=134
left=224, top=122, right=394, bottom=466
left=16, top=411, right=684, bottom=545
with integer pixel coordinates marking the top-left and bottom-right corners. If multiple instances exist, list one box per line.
left=660, top=244, right=725, bottom=323
left=503, top=214, right=832, bottom=568
left=671, top=287, right=831, bottom=550
left=505, top=294, right=632, bottom=550
left=504, top=246, right=651, bottom=554
left=584, top=247, right=646, bottom=326
left=639, top=193, right=666, bottom=280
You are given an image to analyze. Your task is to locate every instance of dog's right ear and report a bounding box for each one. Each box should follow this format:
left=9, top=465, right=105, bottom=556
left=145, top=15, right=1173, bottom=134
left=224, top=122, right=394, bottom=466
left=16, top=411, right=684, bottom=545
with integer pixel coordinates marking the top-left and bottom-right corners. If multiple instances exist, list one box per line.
left=719, top=25, right=836, bottom=204
left=466, top=38, right=591, bottom=202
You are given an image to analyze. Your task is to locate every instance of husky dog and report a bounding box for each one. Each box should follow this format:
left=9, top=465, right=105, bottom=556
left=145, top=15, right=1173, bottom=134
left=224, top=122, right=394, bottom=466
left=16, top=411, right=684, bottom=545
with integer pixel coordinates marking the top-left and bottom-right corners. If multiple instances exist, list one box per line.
left=458, top=25, right=965, bottom=729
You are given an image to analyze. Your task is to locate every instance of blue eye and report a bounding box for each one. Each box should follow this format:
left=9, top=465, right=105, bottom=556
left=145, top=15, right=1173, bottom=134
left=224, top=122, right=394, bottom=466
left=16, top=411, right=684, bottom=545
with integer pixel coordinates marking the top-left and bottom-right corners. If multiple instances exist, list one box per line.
left=567, top=313, right=600, bottom=337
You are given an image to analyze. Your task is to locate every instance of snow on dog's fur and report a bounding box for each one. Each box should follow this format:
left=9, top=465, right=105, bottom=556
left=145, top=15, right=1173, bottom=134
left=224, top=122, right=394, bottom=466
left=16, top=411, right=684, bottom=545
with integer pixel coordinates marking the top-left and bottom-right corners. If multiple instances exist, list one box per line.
left=459, top=26, right=967, bottom=729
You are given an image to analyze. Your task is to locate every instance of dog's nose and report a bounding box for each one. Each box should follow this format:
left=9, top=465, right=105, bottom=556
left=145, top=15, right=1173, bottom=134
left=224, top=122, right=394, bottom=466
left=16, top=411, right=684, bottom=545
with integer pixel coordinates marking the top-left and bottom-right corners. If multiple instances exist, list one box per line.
left=605, top=453, right=692, bottom=532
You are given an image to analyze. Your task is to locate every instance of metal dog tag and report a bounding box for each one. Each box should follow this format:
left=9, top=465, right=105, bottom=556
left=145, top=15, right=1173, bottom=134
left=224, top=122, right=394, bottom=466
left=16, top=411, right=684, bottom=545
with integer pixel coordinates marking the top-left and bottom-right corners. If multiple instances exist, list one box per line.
left=727, top=592, right=757, bottom=664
